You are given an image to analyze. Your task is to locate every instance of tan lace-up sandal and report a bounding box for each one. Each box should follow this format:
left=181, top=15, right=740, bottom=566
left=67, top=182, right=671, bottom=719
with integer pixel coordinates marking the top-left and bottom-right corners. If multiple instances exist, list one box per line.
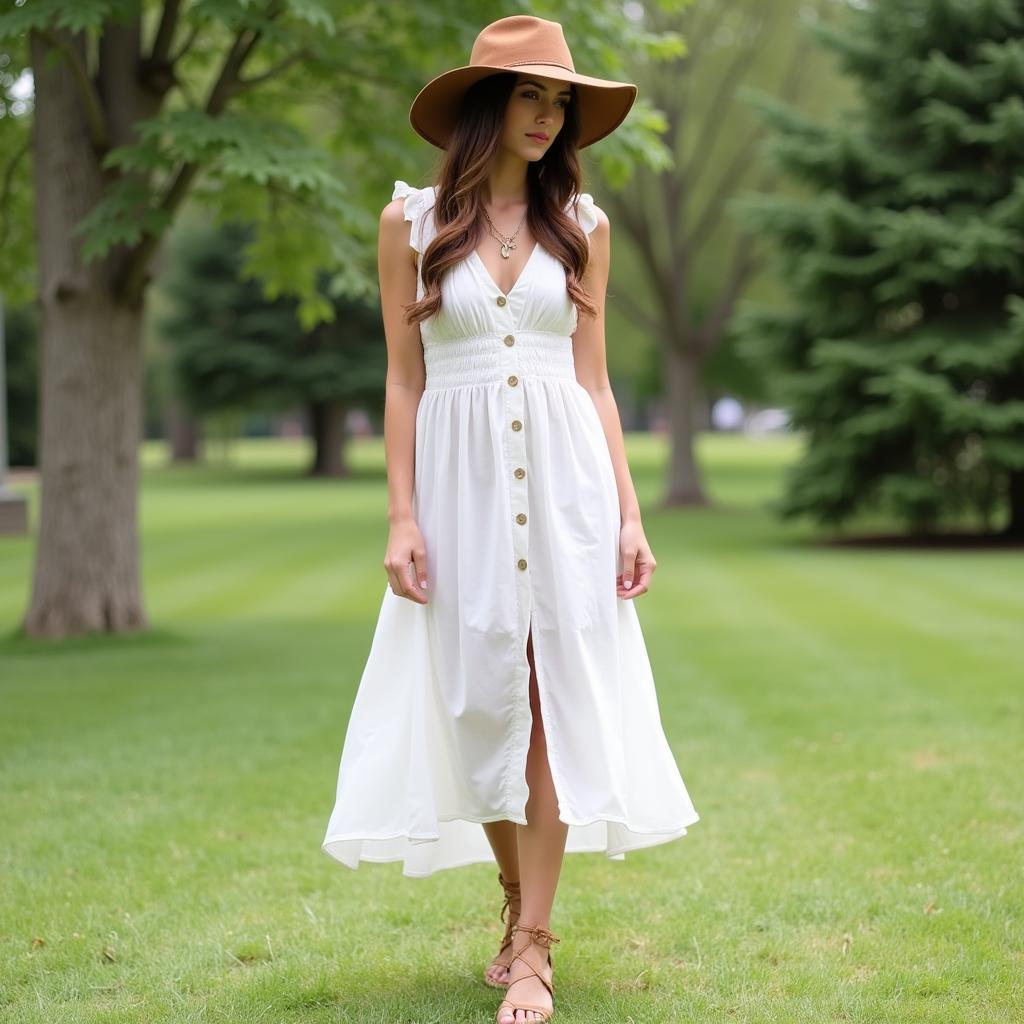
left=494, top=922, right=561, bottom=1024
left=484, top=871, right=522, bottom=987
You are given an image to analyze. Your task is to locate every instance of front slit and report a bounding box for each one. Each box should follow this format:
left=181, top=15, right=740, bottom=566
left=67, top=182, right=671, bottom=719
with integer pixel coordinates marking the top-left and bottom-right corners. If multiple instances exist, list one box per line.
left=524, top=614, right=565, bottom=823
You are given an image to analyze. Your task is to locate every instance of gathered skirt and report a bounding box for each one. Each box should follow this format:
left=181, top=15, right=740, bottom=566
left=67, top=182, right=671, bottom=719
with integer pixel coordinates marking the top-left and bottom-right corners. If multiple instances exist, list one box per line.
left=322, top=335, right=700, bottom=877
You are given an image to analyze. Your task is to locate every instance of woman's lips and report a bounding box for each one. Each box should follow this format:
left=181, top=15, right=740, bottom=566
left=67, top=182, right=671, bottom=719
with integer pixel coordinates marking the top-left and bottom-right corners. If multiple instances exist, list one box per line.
left=525, top=132, right=549, bottom=142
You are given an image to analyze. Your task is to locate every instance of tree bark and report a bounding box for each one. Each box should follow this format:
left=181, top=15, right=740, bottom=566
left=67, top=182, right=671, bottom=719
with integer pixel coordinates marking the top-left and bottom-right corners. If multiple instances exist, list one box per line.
left=664, top=343, right=709, bottom=507
left=164, top=397, right=203, bottom=462
left=24, top=30, right=149, bottom=637
left=308, top=399, right=348, bottom=477
left=1005, top=469, right=1024, bottom=538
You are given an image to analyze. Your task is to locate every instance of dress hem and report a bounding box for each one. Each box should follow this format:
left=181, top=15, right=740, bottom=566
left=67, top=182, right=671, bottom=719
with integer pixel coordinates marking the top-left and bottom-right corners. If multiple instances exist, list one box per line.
left=321, top=810, right=701, bottom=877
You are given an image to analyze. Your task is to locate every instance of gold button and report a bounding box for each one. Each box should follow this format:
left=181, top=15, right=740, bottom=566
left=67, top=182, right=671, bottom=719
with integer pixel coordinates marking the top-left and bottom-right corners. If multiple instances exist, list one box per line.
left=517, top=558, right=528, bottom=570
left=507, top=375, right=518, bottom=386
left=496, top=295, right=507, bottom=307
left=511, top=419, right=522, bottom=431
left=503, top=334, right=515, bottom=346
left=516, top=513, right=527, bottom=524
left=514, top=467, right=526, bottom=479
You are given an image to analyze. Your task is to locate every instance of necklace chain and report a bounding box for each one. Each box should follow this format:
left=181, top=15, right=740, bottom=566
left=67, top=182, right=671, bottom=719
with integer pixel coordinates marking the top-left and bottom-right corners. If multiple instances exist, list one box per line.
left=481, top=204, right=527, bottom=259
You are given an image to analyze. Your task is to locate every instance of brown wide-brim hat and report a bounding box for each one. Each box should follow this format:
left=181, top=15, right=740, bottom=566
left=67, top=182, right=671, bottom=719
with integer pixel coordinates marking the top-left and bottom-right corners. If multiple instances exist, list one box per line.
left=409, top=15, right=638, bottom=150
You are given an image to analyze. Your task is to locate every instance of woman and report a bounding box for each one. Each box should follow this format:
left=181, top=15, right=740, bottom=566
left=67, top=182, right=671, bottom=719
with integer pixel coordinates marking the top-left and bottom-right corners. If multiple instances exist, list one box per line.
left=321, top=15, right=700, bottom=1023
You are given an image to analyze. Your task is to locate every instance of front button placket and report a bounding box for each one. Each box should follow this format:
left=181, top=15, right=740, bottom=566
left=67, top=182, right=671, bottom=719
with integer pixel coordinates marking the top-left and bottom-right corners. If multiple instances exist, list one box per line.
left=501, top=320, right=527, bottom=573
left=496, top=287, right=532, bottom=802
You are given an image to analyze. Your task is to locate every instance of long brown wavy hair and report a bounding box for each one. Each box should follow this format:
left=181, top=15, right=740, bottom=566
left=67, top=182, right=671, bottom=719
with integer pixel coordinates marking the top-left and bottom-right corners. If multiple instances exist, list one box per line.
left=402, top=72, right=598, bottom=326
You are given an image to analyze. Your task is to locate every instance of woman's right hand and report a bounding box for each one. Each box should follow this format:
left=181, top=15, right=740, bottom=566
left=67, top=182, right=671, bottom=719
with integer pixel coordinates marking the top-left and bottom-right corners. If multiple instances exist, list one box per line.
left=384, top=517, right=429, bottom=604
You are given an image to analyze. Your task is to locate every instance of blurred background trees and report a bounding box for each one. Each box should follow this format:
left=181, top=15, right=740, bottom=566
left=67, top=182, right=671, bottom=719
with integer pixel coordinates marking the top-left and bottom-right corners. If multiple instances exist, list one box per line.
left=734, top=0, right=1024, bottom=536
left=157, top=218, right=386, bottom=478
left=601, top=0, right=843, bottom=506
left=2, top=0, right=1022, bottom=640
left=0, top=0, right=664, bottom=637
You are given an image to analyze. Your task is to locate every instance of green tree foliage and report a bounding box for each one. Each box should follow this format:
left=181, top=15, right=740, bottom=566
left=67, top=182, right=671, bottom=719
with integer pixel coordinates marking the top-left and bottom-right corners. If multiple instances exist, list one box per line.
left=0, top=1, right=671, bottom=325
left=732, top=0, right=1024, bottom=535
left=0, top=0, right=674, bottom=637
left=157, top=218, right=385, bottom=470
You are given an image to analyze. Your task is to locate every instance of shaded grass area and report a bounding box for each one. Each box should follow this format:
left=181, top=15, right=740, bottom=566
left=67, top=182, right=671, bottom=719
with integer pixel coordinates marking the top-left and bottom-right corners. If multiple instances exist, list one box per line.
left=1, top=434, right=1021, bottom=1022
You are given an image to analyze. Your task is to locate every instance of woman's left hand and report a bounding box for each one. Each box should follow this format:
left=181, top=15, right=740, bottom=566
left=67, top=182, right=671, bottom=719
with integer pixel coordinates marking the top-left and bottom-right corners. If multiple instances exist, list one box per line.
left=617, top=519, right=657, bottom=599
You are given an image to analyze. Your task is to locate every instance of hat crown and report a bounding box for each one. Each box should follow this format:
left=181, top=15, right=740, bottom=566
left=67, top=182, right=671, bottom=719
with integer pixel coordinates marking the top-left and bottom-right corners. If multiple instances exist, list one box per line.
left=469, top=15, right=576, bottom=74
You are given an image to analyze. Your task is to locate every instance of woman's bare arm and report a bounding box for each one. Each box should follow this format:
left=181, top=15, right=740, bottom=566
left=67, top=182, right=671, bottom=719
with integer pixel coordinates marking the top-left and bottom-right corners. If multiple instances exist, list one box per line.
left=378, top=198, right=429, bottom=602
left=571, top=208, right=657, bottom=598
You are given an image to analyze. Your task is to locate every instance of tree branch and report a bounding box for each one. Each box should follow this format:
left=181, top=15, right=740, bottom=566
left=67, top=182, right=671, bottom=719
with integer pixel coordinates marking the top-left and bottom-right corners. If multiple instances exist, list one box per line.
left=615, top=285, right=663, bottom=337
left=116, top=5, right=282, bottom=304
left=688, top=24, right=816, bottom=252
left=171, top=20, right=201, bottom=64
left=686, top=129, right=762, bottom=251
left=35, top=28, right=110, bottom=153
left=695, top=233, right=761, bottom=355
left=686, top=0, right=733, bottom=66
left=236, top=48, right=308, bottom=90
left=604, top=188, right=682, bottom=337
left=680, top=21, right=765, bottom=194
left=149, top=0, right=183, bottom=65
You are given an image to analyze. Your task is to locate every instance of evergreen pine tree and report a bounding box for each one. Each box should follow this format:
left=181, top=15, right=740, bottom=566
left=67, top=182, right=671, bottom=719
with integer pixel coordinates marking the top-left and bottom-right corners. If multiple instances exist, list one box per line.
left=733, top=0, right=1024, bottom=536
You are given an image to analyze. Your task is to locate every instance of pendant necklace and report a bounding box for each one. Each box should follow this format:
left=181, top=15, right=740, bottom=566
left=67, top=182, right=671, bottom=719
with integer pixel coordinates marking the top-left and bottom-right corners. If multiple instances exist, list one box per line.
left=481, top=204, right=527, bottom=259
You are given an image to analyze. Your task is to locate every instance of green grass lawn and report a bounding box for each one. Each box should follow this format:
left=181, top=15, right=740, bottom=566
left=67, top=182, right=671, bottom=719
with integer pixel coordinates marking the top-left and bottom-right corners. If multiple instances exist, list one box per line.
left=1, top=434, right=1021, bottom=1023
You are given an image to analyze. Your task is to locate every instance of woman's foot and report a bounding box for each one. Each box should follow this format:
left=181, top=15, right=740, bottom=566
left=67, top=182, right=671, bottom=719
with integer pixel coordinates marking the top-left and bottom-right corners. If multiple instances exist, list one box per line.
left=484, top=872, right=521, bottom=987
left=495, top=923, right=560, bottom=1024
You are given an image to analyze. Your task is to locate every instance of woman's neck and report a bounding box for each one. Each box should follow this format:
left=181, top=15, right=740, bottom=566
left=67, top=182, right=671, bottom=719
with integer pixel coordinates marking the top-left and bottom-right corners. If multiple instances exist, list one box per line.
left=485, top=152, right=529, bottom=207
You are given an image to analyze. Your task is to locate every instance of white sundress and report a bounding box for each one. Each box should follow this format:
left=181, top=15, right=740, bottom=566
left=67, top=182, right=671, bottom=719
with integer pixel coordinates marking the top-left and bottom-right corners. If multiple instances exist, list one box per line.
left=321, top=179, right=700, bottom=878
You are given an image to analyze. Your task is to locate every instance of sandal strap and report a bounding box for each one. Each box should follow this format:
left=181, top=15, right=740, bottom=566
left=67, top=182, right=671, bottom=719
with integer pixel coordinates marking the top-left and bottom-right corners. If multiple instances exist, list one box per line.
left=497, top=872, right=521, bottom=925
left=495, top=925, right=559, bottom=1021
left=504, top=924, right=559, bottom=994
left=496, top=998, right=554, bottom=1019
left=511, top=923, right=560, bottom=949
left=505, top=951, right=555, bottom=998
left=488, top=873, right=522, bottom=972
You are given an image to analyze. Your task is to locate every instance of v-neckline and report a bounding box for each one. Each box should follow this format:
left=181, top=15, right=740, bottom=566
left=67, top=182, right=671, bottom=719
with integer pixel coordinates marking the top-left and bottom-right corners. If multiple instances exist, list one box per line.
left=469, top=242, right=541, bottom=299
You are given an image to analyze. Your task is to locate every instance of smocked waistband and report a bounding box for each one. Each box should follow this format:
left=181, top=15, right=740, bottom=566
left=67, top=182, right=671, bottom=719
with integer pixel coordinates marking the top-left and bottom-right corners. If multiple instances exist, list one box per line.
left=423, top=331, right=577, bottom=389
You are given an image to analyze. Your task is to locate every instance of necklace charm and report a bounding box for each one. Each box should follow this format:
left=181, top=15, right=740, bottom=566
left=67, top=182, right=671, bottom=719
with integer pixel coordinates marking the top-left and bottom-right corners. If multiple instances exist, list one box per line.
left=483, top=204, right=526, bottom=260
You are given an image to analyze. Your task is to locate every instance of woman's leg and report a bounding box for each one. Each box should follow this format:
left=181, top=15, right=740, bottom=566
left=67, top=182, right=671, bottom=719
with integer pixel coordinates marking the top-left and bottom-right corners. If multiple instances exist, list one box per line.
left=482, top=821, right=520, bottom=883
left=498, top=627, right=568, bottom=1022
left=482, top=819, right=521, bottom=986
left=518, top=627, right=568, bottom=925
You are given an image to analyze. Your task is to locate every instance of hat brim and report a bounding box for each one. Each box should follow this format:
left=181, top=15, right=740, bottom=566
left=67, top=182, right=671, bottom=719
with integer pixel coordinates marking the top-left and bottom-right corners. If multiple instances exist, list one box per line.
left=409, top=64, right=637, bottom=150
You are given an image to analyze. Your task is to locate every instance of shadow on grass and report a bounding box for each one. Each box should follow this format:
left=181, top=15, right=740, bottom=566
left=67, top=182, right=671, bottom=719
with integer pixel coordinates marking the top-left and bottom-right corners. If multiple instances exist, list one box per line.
left=0, top=624, right=196, bottom=656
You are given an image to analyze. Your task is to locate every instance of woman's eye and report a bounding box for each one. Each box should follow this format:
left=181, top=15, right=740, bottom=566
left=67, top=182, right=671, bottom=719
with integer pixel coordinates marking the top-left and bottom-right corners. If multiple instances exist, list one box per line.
left=521, top=90, right=568, bottom=109
left=520, top=90, right=569, bottom=111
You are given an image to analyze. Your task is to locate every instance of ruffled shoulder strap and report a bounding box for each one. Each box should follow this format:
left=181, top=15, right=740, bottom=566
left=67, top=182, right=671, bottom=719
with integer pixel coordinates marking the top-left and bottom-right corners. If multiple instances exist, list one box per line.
left=566, top=192, right=599, bottom=235
left=392, top=179, right=438, bottom=254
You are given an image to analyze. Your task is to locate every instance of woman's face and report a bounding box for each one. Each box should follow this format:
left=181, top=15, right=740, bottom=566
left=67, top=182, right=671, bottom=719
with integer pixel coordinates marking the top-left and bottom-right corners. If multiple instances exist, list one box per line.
left=500, top=73, right=571, bottom=160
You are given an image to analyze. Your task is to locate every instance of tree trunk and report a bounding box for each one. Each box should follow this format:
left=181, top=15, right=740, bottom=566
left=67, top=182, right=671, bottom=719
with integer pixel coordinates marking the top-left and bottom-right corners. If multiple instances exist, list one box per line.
left=308, top=398, right=348, bottom=477
left=23, top=30, right=149, bottom=637
left=664, top=343, right=710, bottom=507
left=1005, top=469, right=1024, bottom=538
left=164, top=397, right=203, bottom=463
